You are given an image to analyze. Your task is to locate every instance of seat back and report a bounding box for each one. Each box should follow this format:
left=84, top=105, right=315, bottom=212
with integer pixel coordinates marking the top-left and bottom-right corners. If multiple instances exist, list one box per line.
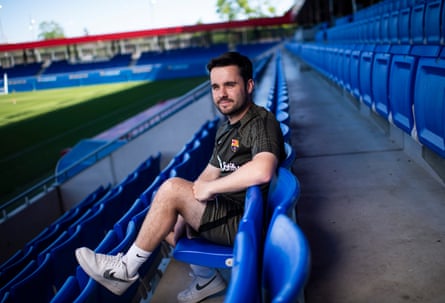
left=281, top=142, right=295, bottom=169
left=267, top=167, right=300, bottom=223
left=413, top=46, right=445, bottom=158
left=262, top=214, right=310, bottom=303
left=224, top=186, right=263, bottom=302
left=224, top=231, right=260, bottom=303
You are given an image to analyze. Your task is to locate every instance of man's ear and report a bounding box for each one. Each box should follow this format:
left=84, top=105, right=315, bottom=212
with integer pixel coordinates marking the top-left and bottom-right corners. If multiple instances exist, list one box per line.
left=247, top=79, right=255, bottom=94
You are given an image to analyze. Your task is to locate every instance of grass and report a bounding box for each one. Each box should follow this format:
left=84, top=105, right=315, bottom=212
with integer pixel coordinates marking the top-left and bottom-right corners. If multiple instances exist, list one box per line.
left=0, top=77, right=207, bottom=205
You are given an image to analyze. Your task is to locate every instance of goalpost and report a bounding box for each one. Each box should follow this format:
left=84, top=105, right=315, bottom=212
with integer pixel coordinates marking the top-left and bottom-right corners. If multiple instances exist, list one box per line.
left=0, top=73, right=8, bottom=95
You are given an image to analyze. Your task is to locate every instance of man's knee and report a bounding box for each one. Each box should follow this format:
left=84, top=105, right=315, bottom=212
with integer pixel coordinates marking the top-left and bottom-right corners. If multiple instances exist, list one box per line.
left=156, top=177, right=192, bottom=200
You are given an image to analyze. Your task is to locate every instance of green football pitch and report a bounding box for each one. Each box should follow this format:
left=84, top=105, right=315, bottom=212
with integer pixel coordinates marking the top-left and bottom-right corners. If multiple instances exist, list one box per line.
left=0, top=77, right=207, bottom=205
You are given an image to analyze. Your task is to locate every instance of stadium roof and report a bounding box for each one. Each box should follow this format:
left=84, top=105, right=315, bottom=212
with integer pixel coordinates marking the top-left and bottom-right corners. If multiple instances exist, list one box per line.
left=0, top=7, right=298, bottom=52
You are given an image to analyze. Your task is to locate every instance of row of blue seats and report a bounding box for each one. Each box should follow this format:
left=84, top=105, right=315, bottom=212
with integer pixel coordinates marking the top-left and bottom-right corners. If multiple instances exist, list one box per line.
left=265, top=50, right=291, bottom=137
left=44, top=54, right=133, bottom=75
left=0, top=62, right=42, bottom=78
left=136, top=44, right=229, bottom=65
left=0, top=42, right=280, bottom=80
left=225, top=168, right=310, bottom=303
left=354, top=0, right=434, bottom=20
left=322, top=0, right=444, bottom=45
left=286, top=42, right=445, bottom=158
left=221, top=51, right=309, bottom=302
left=44, top=117, right=221, bottom=303
left=0, top=153, right=162, bottom=302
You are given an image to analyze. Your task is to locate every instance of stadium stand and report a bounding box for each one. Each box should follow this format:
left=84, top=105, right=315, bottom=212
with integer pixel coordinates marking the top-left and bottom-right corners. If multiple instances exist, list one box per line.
left=43, top=54, right=133, bottom=75
left=0, top=152, right=161, bottom=302
left=285, top=0, right=445, bottom=162
left=0, top=62, right=42, bottom=78
left=32, top=117, right=219, bottom=302
left=0, top=185, right=109, bottom=291
left=0, top=43, right=279, bottom=92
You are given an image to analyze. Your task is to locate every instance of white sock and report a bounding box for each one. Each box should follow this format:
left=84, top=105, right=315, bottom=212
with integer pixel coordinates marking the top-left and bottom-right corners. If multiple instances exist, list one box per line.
left=124, top=244, right=151, bottom=277
left=190, top=264, right=215, bottom=278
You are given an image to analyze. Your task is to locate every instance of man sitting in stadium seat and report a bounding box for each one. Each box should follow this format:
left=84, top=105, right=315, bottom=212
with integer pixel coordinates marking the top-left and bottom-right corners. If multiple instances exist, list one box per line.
left=75, top=51, right=284, bottom=302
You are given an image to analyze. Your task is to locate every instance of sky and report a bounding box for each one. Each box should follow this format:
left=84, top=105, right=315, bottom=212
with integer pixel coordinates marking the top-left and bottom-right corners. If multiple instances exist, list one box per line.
left=0, top=0, right=296, bottom=44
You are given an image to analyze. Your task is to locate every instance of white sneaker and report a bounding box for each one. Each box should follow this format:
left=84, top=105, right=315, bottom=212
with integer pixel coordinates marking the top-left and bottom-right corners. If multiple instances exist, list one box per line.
left=75, top=247, right=139, bottom=295
left=177, top=271, right=226, bottom=303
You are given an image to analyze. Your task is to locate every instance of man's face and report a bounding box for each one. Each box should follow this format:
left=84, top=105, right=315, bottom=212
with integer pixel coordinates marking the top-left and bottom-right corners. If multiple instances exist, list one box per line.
left=210, top=65, right=254, bottom=120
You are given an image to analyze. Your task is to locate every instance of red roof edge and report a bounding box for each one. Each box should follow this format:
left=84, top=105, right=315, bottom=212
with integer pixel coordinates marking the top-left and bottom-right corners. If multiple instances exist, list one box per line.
left=0, top=7, right=296, bottom=52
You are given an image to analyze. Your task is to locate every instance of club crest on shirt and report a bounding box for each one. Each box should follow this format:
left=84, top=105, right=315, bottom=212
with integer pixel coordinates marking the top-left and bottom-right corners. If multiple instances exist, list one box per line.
left=231, top=139, right=239, bottom=152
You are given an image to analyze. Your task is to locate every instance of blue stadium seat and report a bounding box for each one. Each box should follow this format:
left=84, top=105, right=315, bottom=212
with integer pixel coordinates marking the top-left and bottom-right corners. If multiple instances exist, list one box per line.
left=173, top=237, right=234, bottom=268
left=389, top=9, right=400, bottom=43
left=280, top=123, right=291, bottom=143
left=73, top=211, right=151, bottom=303
left=398, top=5, right=412, bottom=44
left=380, top=12, right=390, bottom=44
left=371, top=45, right=392, bottom=118
left=370, top=15, right=382, bottom=43
left=332, top=46, right=344, bottom=86
left=442, top=1, right=445, bottom=44
left=262, top=214, right=310, bottom=303
left=173, top=167, right=300, bottom=270
left=132, top=152, right=161, bottom=186
left=170, top=139, right=206, bottom=181
left=410, top=2, right=426, bottom=44
left=277, top=100, right=289, bottom=113
left=169, top=152, right=193, bottom=180
left=69, top=184, right=111, bottom=215
left=0, top=244, right=38, bottom=289
left=281, top=142, right=296, bottom=170
left=51, top=214, right=144, bottom=303
left=224, top=186, right=265, bottom=303
left=20, top=204, right=110, bottom=302
left=413, top=46, right=445, bottom=157
left=173, top=186, right=264, bottom=269
left=350, top=45, right=364, bottom=98
left=0, top=260, right=37, bottom=300
left=4, top=254, right=54, bottom=303
left=50, top=275, right=80, bottom=303
left=266, top=167, right=300, bottom=224
left=276, top=110, right=290, bottom=126
left=341, top=46, right=353, bottom=91
left=0, top=184, right=110, bottom=286
left=224, top=231, right=260, bottom=303
left=388, top=45, right=416, bottom=134
left=116, top=154, right=160, bottom=208
left=359, top=44, right=376, bottom=107
left=113, top=198, right=146, bottom=239
left=139, top=172, right=168, bottom=205
left=424, top=0, right=443, bottom=44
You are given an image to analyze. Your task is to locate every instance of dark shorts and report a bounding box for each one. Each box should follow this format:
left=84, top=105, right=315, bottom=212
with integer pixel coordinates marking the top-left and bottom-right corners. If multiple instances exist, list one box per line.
left=198, top=195, right=244, bottom=246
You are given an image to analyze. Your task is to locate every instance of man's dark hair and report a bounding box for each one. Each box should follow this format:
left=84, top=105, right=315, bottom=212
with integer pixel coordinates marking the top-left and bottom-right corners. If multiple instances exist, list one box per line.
left=206, top=52, right=253, bottom=84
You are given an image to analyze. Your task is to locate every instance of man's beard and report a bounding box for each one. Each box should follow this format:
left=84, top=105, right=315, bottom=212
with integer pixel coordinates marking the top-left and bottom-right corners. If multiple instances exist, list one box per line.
left=217, top=98, right=249, bottom=117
